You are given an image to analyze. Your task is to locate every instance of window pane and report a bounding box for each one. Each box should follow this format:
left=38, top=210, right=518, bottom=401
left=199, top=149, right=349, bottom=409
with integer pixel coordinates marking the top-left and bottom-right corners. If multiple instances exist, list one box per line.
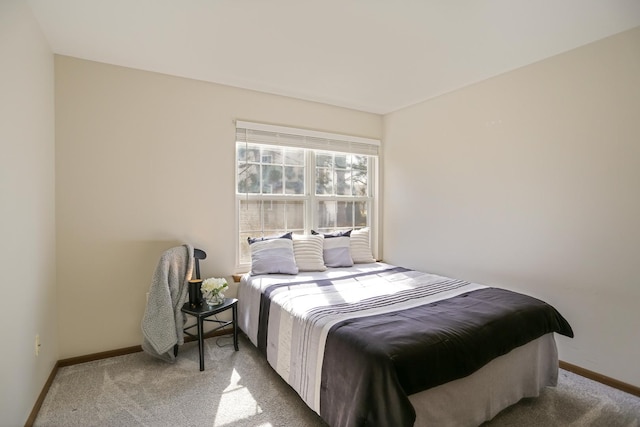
left=335, top=154, right=348, bottom=168
left=261, top=147, right=283, bottom=164
left=285, top=166, right=304, bottom=195
left=286, top=201, right=304, bottom=230
left=239, top=232, right=254, bottom=264
left=239, top=200, right=262, bottom=233
left=316, top=153, right=333, bottom=168
left=352, top=156, right=368, bottom=196
left=315, top=154, right=370, bottom=197
left=316, top=168, right=333, bottom=195
left=335, top=169, right=351, bottom=196
left=284, top=148, right=304, bottom=166
left=238, top=163, right=260, bottom=194
left=238, top=145, right=260, bottom=163
left=262, top=165, right=283, bottom=194
left=352, top=155, right=367, bottom=170
left=336, top=201, right=352, bottom=228
left=316, top=201, right=368, bottom=229
left=263, top=201, right=286, bottom=230
left=317, top=201, right=336, bottom=229
left=263, top=201, right=305, bottom=232
left=354, top=201, right=367, bottom=227
left=352, top=169, right=367, bottom=196
left=239, top=200, right=305, bottom=234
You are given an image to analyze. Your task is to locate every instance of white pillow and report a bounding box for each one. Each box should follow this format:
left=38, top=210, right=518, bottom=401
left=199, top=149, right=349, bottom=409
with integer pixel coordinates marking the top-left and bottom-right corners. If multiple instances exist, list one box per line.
left=350, top=228, right=376, bottom=264
left=248, top=233, right=299, bottom=275
left=292, top=234, right=327, bottom=271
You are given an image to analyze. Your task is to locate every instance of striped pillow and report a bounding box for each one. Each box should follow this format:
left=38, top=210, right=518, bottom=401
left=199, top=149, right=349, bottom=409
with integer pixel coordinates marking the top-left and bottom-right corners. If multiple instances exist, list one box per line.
left=292, top=234, right=327, bottom=271
left=350, top=228, right=376, bottom=264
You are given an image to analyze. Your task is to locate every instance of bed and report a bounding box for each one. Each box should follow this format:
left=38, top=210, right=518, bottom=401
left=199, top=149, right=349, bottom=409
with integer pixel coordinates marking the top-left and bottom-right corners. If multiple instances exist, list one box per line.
left=238, top=262, right=573, bottom=427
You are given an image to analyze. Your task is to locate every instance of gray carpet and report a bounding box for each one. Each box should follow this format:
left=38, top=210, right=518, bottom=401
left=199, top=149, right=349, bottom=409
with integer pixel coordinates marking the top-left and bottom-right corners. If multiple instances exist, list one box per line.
left=35, top=335, right=640, bottom=427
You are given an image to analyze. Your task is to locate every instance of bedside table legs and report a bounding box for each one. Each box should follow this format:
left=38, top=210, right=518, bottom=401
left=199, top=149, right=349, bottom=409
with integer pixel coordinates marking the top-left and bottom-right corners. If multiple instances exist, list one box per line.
left=233, top=304, right=239, bottom=351
left=197, top=317, right=205, bottom=371
left=181, top=299, right=239, bottom=371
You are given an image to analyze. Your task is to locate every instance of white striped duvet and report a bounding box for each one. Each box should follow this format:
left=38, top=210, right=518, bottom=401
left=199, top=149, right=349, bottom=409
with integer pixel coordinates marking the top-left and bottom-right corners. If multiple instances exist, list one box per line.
left=237, top=263, right=486, bottom=414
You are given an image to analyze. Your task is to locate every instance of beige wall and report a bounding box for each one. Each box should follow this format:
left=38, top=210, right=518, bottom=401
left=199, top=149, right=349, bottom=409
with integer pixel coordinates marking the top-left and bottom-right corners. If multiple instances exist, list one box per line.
left=383, top=27, right=640, bottom=387
left=0, top=1, right=57, bottom=424
left=7, top=8, right=636, bottom=423
left=55, top=55, right=382, bottom=358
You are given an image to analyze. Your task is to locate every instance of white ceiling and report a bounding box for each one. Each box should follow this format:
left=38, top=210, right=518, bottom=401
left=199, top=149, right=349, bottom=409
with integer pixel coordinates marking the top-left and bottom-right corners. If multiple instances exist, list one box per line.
left=27, top=0, right=640, bottom=114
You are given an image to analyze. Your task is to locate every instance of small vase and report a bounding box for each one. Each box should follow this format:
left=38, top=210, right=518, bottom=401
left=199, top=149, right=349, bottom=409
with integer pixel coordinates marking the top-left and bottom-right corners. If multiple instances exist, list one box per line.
left=207, top=293, right=224, bottom=306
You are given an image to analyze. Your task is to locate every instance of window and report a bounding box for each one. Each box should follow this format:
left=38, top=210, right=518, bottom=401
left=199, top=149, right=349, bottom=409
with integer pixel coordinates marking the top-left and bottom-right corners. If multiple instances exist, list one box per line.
left=235, top=121, right=379, bottom=269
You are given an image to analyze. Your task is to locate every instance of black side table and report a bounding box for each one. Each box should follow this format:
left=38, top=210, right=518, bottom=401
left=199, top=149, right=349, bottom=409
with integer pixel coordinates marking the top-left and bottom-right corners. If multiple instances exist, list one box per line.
left=180, top=298, right=239, bottom=371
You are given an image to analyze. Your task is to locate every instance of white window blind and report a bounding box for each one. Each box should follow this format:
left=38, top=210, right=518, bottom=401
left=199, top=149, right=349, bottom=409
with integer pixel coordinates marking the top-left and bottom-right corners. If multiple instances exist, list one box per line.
left=235, top=120, right=379, bottom=156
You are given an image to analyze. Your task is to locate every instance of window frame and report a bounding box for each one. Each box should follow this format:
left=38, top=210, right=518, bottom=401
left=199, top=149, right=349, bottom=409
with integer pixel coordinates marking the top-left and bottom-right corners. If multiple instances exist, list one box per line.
left=234, top=122, right=379, bottom=272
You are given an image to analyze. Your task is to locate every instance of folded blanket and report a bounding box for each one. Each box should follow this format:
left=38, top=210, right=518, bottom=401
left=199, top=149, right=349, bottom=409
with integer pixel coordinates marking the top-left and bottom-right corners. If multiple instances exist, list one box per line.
left=321, top=286, right=574, bottom=427
left=141, top=244, right=194, bottom=362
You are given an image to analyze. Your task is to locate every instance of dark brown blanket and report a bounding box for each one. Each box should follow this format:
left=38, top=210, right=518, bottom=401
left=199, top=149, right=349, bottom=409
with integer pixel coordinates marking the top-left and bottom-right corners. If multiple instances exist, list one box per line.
left=320, top=287, right=574, bottom=427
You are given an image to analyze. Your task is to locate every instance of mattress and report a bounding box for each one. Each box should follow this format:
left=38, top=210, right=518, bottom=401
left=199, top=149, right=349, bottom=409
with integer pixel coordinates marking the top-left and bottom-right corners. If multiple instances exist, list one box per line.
left=238, top=262, right=572, bottom=426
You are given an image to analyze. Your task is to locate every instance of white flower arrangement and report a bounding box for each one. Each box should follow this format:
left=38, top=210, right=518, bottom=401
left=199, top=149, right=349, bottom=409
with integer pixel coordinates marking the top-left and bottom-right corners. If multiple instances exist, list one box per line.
left=201, top=277, right=228, bottom=305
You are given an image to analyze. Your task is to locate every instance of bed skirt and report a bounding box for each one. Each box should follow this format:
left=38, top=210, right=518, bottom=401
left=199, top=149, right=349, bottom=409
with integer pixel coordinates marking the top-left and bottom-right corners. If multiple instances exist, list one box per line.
left=409, top=333, right=558, bottom=427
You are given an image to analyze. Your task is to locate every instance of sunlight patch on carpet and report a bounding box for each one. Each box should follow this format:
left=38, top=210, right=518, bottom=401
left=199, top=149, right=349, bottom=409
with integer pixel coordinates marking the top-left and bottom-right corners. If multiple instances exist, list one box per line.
left=214, top=368, right=263, bottom=426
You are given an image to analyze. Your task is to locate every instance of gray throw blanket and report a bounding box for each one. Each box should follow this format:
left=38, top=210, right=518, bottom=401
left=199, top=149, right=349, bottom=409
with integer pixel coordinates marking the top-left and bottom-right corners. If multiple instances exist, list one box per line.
left=141, top=244, right=194, bottom=362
